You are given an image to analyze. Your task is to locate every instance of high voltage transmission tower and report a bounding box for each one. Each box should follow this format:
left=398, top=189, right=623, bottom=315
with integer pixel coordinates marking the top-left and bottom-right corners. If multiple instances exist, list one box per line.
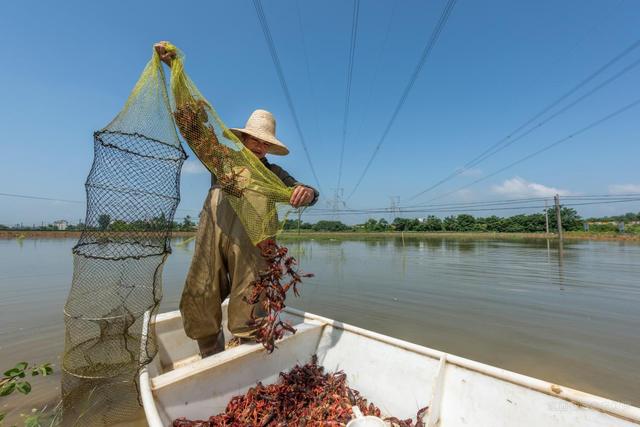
left=329, top=188, right=347, bottom=221
left=389, top=196, right=401, bottom=221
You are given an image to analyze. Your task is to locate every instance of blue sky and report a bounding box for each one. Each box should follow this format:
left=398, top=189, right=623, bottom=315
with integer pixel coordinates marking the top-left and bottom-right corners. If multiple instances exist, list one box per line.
left=1, top=0, right=639, bottom=226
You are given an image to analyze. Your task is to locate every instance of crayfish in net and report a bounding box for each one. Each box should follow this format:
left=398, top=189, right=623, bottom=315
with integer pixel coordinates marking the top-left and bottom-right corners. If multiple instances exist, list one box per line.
left=245, top=241, right=313, bottom=353
left=174, top=100, right=246, bottom=198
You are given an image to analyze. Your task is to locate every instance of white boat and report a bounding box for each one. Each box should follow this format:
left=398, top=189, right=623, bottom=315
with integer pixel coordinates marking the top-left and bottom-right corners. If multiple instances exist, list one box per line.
left=140, top=305, right=640, bottom=426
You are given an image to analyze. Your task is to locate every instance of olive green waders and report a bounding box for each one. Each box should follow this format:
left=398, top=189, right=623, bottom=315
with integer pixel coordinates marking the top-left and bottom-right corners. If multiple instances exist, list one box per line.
left=180, top=187, right=267, bottom=355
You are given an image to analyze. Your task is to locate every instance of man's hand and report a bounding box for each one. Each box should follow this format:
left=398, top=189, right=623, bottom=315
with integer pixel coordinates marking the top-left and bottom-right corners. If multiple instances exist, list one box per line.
left=290, top=186, right=314, bottom=208
left=154, top=41, right=176, bottom=66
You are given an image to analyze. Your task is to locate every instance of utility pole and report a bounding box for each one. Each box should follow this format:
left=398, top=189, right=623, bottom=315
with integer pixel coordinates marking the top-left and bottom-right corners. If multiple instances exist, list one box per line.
left=544, top=199, right=549, bottom=234
left=554, top=194, right=563, bottom=244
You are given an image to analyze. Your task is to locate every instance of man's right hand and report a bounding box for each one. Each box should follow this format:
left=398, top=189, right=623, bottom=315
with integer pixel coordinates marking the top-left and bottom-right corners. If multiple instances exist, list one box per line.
left=154, top=41, right=176, bottom=66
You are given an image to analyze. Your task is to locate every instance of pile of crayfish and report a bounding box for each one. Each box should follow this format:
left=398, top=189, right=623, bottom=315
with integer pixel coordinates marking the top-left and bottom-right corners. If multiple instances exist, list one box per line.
left=172, top=356, right=428, bottom=427
left=245, top=241, right=313, bottom=353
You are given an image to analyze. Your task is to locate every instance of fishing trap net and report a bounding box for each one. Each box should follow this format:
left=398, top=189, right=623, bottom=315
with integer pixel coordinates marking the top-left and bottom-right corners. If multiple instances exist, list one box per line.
left=61, top=51, right=185, bottom=425
left=61, top=43, right=295, bottom=425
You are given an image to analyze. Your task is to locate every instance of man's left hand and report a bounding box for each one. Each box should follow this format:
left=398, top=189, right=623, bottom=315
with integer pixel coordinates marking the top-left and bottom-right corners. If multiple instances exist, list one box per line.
left=290, top=186, right=314, bottom=208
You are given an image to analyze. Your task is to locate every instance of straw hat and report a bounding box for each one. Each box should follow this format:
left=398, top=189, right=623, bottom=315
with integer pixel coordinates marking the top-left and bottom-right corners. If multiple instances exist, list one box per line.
left=229, top=109, right=289, bottom=156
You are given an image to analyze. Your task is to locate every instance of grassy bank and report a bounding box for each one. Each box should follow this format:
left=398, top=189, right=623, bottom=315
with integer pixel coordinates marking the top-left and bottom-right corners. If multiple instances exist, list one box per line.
left=2, top=230, right=639, bottom=241
left=279, top=230, right=640, bottom=242
left=0, top=230, right=197, bottom=239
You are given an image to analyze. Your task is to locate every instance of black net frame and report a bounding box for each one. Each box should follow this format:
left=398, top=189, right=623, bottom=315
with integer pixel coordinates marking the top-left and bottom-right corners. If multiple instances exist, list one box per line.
left=61, top=53, right=186, bottom=426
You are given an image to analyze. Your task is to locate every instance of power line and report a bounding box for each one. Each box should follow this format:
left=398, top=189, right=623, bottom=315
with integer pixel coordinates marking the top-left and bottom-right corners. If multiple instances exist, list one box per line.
left=308, top=193, right=640, bottom=214
left=305, top=197, right=640, bottom=217
left=409, top=37, right=640, bottom=201
left=0, top=192, right=199, bottom=213
left=252, top=0, right=324, bottom=194
left=347, top=0, right=458, bottom=200
left=563, top=193, right=640, bottom=199
left=310, top=196, right=549, bottom=212
left=336, top=0, right=360, bottom=194
left=465, top=54, right=640, bottom=172
left=425, top=96, right=640, bottom=203
left=308, top=197, right=550, bottom=215
left=5, top=191, right=637, bottom=221
left=0, top=192, right=83, bottom=204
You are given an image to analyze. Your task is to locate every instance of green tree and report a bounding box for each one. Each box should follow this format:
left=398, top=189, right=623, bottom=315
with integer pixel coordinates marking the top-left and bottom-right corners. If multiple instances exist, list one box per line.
left=456, top=214, right=476, bottom=231
left=111, top=220, right=132, bottom=232
left=312, top=220, right=349, bottom=232
left=547, top=206, right=582, bottom=231
left=181, top=215, right=195, bottom=231
left=282, top=219, right=297, bottom=230
left=363, top=218, right=378, bottom=232
left=443, top=215, right=458, bottom=231
left=97, top=214, right=111, bottom=231
left=376, top=218, right=390, bottom=231
left=392, top=218, right=412, bottom=231
left=148, top=213, right=169, bottom=231
left=420, top=215, right=443, bottom=231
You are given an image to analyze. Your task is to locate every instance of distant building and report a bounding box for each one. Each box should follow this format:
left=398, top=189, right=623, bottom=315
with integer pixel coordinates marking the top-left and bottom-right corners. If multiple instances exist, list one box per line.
left=53, top=220, right=69, bottom=231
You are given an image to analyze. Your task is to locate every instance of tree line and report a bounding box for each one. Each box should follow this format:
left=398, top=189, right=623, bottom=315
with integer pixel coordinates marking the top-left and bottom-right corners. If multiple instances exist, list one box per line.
left=284, top=208, right=640, bottom=233
left=0, top=214, right=197, bottom=232
left=3, top=209, right=640, bottom=234
left=92, top=214, right=197, bottom=232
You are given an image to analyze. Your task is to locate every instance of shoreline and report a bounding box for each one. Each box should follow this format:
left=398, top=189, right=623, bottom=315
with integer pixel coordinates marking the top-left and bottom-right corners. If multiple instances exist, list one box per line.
left=279, top=231, right=640, bottom=241
left=2, top=230, right=638, bottom=241
left=0, top=230, right=196, bottom=239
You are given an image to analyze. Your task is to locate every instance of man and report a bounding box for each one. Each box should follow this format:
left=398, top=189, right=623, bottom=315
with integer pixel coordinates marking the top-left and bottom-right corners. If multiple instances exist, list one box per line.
left=154, top=42, right=319, bottom=357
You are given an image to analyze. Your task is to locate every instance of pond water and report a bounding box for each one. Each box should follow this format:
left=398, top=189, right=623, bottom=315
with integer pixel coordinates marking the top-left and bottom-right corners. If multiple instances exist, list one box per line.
left=1, top=236, right=639, bottom=422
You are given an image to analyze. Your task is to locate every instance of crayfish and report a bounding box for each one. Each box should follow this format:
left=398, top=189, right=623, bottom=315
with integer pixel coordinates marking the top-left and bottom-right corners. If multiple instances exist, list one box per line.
left=174, top=100, right=246, bottom=197
left=172, top=356, right=383, bottom=426
left=245, top=241, right=313, bottom=353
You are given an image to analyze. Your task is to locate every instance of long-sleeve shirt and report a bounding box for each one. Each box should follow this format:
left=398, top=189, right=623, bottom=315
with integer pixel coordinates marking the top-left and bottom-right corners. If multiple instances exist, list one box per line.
left=210, top=158, right=319, bottom=206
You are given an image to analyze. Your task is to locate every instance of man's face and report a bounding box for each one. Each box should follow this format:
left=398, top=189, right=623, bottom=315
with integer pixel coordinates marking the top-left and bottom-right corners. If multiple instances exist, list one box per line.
left=242, top=135, right=269, bottom=159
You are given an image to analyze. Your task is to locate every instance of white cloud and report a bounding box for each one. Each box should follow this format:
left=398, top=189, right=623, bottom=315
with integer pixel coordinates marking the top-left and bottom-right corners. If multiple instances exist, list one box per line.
left=608, top=184, right=640, bottom=195
left=492, top=177, right=572, bottom=198
left=182, top=160, right=207, bottom=174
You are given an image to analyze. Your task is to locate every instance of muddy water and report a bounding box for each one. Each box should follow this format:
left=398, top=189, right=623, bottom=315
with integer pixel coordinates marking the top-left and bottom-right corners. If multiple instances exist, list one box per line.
left=1, top=236, right=639, bottom=422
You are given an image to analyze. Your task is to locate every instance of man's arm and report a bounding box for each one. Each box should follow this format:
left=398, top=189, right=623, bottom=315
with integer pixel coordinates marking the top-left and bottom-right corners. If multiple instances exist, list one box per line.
left=268, top=163, right=319, bottom=207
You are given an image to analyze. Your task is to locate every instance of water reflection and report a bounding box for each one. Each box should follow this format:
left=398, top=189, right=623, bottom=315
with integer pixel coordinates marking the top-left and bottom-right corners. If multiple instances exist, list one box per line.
left=1, top=236, right=640, bottom=410
left=285, top=236, right=640, bottom=406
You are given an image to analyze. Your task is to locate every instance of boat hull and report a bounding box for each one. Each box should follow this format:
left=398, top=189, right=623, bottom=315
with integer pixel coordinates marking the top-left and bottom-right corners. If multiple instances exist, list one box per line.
left=141, top=306, right=640, bottom=426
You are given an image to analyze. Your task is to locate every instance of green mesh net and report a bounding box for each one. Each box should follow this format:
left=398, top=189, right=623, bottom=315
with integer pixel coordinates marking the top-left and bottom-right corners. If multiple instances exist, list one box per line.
left=61, top=44, right=294, bottom=425
left=166, top=42, right=293, bottom=245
